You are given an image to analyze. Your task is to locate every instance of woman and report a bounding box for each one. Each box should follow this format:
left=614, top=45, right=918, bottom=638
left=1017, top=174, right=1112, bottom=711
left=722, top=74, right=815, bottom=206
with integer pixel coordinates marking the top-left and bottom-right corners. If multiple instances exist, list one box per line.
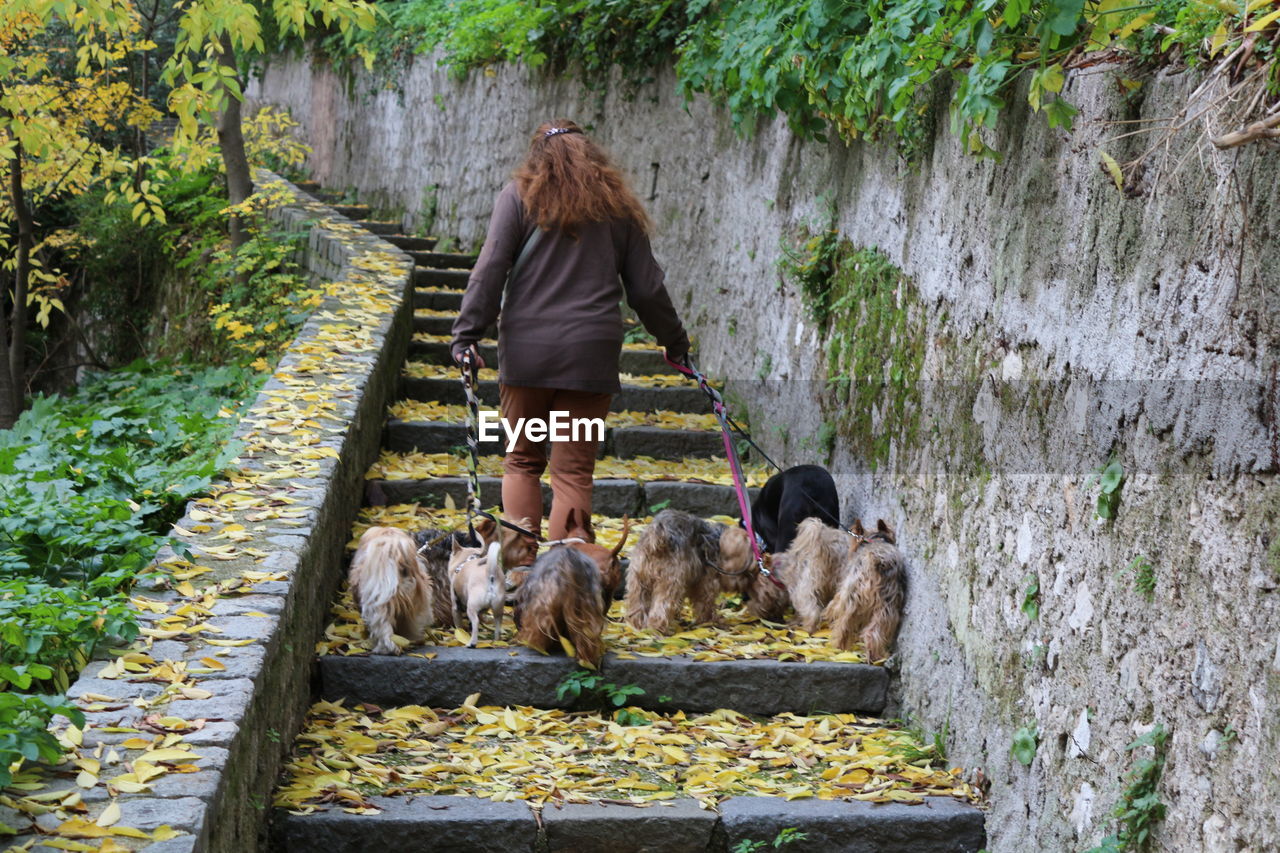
left=451, top=119, right=690, bottom=542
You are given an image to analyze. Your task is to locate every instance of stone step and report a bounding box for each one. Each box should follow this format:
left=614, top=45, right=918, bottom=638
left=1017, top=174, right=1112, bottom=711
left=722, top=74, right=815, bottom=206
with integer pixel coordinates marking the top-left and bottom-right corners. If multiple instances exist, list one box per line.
left=400, top=375, right=707, bottom=413
left=409, top=341, right=672, bottom=375
left=331, top=203, right=372, bottom=220
left=387, top=234, right=439, bottom=251
left=413, top=267, right=471, bottom=288
left=415, top=288, right=463, bottom=310
left=408, top=250, right=477, bottom=269
left=365, top=476, right=757, bottom=518
left=272, top=793, right=985, bottom=853
left=318, top=647, right=887, bottom=715
left=385, top=420, right=723, bottom=459
left=357, top=220, right=404, bottom=236
left=413, top=314, right=488, bottom=336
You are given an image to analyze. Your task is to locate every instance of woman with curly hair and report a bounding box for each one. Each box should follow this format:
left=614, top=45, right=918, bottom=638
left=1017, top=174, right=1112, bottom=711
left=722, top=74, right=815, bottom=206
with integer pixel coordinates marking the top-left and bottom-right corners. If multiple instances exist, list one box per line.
left=451, top=119, right=690, bottom=542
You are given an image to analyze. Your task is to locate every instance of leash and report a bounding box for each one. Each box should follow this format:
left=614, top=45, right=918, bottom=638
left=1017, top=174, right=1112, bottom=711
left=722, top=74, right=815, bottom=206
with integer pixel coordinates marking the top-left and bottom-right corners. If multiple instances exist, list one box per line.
left=663, top=352, right=785, bottom=590
left=457, top=349, right=543, bottom=543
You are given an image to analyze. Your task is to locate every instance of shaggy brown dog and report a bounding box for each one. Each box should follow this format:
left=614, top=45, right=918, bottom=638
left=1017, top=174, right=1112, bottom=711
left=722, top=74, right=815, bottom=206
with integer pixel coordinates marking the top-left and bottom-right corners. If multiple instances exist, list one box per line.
left=824, top=519, right=906, bottom=661
left=449, top=536, right=505, bottom=647
left=624, top=509, right=752, bottom=634
left=350, top=526, right=435, bottom=655
left=414, top=517, right=497, bottom=628
left=514, top=546, right=607, bottom=668
left=715, top=543, right=791, bottom=623
left=561, top=508, right=630, bottom=607
left=785, top=517, right=857, bottom=633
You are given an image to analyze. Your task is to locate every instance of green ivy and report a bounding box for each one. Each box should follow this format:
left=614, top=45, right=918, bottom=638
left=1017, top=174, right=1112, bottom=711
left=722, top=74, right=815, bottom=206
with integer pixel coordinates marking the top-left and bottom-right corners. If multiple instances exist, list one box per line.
left=304, top=0, right=1270, bottom=156
left=0, top=362, right=259, bottom=785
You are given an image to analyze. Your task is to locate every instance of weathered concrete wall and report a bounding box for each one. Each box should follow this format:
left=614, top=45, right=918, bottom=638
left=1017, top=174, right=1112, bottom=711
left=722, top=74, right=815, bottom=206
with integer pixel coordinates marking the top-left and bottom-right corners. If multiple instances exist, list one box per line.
left=249, top=53, right=1280, bottom=852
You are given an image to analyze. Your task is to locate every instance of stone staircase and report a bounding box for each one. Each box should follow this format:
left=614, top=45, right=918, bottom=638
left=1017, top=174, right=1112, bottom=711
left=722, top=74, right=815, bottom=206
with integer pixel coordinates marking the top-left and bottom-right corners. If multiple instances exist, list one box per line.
left=271, top=185, right=987, bottom=852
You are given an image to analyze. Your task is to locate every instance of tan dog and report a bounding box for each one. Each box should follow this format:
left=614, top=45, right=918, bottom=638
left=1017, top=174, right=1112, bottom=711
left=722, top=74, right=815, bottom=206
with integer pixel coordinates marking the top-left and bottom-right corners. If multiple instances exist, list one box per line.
left=450, top=536, right=505, bottom=647
left=824, top=519, right=906, bottom=661
left=350, top=526, right=435, bottom=655
left=500, top=515, right=540, bottom=591
left=785, top=517, right=856, bottom=632
left=414, top=517, right=496, bottom=628
left=625, top=509, right=752, bottom=634
left=514, top=546, right=607, bottom=668
left=562, top=508, right=630, bottom=608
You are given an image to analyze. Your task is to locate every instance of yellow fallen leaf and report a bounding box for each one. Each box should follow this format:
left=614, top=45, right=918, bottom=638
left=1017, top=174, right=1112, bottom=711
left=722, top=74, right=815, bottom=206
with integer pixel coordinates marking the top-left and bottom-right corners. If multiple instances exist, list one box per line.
left=95, top=800, right=121, bottom=827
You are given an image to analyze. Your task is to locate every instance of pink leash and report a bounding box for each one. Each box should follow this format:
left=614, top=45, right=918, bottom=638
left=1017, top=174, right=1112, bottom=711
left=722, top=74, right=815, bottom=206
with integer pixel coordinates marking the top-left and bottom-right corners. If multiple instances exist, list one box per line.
left=663, top=352, right=785, bottom=589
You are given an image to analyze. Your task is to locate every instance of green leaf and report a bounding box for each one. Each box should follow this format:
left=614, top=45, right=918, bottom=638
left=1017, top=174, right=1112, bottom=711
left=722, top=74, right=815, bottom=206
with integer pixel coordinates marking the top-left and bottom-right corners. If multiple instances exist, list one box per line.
left=1011, top=725, right=1039, bottom=766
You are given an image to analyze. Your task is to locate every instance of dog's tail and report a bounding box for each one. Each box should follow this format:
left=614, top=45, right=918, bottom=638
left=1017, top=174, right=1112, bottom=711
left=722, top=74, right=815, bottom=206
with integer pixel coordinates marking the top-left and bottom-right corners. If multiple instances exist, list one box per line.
left=610, top=516, right=632, bottom=561
left=485, top=541, right=503, bottom=597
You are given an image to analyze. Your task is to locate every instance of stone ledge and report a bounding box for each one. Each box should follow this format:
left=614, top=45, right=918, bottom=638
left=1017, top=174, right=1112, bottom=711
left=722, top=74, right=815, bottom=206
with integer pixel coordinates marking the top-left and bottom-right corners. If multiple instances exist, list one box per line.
left=6, top=170, right=415, bottom=853
left=269, top=794, right=985, bottom=852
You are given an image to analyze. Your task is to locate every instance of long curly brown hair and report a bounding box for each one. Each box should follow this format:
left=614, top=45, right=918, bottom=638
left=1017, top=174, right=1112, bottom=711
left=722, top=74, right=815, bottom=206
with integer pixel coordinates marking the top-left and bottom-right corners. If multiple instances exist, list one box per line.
left=513, top=119, right=653, bottom=235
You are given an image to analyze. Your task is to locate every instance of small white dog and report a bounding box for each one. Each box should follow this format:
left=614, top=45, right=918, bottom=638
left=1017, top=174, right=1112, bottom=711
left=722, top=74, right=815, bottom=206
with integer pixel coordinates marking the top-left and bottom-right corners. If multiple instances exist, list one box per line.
left=450, top=537, right=505, bottom=647
left=349, top=526, right=435, bottom=655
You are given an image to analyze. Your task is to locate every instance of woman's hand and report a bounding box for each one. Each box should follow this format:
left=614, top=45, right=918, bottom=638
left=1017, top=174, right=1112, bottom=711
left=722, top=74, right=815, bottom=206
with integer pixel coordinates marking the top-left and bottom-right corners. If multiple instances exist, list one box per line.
left=453, top=344, right=487, bottom=369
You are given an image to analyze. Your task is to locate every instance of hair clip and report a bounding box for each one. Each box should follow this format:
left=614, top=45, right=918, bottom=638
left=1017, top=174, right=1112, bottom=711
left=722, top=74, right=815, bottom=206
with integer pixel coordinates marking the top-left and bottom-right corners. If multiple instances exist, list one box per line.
left=544, top=127, right=577, bottom=137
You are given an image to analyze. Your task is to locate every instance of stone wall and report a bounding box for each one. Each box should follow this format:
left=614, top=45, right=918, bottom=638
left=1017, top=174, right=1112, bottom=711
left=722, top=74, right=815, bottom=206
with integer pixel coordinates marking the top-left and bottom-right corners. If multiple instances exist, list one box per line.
left=248, top=54, right=1280, bottom=852
left=0, top=172, right=414, bottom=852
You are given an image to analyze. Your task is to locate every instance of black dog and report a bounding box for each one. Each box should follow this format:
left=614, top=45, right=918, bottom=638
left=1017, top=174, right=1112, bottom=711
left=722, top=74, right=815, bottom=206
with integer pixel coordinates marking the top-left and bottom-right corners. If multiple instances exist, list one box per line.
left=750, top=464, right=840, bottom=553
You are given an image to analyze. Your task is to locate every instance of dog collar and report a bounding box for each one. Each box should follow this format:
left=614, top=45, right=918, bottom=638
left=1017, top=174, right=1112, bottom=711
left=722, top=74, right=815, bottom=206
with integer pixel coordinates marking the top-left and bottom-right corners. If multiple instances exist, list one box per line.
left=540, top=537, right=587, bottom=549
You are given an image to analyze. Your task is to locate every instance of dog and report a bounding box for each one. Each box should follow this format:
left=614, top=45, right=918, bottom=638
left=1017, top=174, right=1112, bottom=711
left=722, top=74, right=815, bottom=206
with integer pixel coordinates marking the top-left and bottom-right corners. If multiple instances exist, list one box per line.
left=625, top=509, right=752, bottom=634
left=785, top=517, right=857, bottom=633
left=824, top=519, right=906, bottom=661
left=751, top=464, right=841, bottom=553
left=349, top=526, right=435, bottom=655
left=500, top=515, right=540, bottom=589
left=449, top=535, right=505, bottom=647
left=414, top=517, right=497, bottom=628
left=561, top=508, right=630, bottom=608
left=513, top=545, right=607, bottom=668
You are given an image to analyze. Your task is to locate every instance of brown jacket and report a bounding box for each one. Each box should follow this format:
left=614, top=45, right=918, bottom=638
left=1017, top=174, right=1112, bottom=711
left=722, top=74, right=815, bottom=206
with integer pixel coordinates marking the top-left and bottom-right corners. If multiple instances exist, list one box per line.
left=451, top=182, right=689, bottom=395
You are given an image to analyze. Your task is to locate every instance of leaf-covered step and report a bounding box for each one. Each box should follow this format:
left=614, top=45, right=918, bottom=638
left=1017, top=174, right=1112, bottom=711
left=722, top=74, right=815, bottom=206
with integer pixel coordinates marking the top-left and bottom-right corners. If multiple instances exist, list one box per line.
left=317, top=647, right=887, bottom=715
left=385, top=401, right=721, bottom=459
left=408, top=339, right=674, bottom=375
left=413, top=309, right=489, bottom=337
left=407, top=249, right=477, bottom=269
left=365, top=475, right=757, bottom=517
left=385, top=420, right=724, bottom=460
left=356, top=220, right=403, bottom=236
left=400, top=374, right=708, bottom=414
left=367, top=450, right=768, bottom=487
left=386, top=234, right=439, bottom=252
left=414, top=288, right=462, bottom=311
left=330, top=202, right=372, bottom=220
left=413, top=267, right=471, bottom=288
left=273, top=793, right=986, bottom=853
left=272, top=701, right=984, bottom=850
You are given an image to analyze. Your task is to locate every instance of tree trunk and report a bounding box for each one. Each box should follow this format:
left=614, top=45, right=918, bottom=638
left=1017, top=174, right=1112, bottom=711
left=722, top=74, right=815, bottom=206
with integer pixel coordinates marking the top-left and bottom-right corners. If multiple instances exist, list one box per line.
left=2, top=140, right=33, bottom=428
left=215, top=32, right=253, bottom=251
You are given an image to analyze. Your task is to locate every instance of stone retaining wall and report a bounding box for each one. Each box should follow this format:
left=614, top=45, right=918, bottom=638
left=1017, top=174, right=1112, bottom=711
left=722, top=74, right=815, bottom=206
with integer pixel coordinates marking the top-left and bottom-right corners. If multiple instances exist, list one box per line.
left=0, top=172, right=414, bottom=852
left=248, top=53, right=1280, bottom=852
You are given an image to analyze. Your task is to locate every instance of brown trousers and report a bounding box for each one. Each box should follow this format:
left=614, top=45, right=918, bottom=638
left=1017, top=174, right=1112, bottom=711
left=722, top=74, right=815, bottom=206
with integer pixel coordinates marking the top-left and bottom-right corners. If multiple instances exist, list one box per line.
left=499, top=384, right=612, bottom=540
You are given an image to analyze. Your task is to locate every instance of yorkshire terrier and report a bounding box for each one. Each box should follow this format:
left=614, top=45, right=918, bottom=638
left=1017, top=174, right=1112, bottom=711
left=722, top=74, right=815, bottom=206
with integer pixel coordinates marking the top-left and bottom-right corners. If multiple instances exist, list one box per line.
left=824, top=519, right=906, bottom=661
left=561, top=508, right=631, bottom=608
left=624, top=509, right=752, bottom=634
left=513, top=545, right=607, bottom=668
left=414, top=517, right=497, bottom=629
left=500, top=515, right=540, bottom=591
left=449, top=535, right=505, bottom=647
left=718, top=550, right=792, bottom=623
left=785, top=516, right=857, bottom=633
left=349, top=526, right=435, bottom=655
